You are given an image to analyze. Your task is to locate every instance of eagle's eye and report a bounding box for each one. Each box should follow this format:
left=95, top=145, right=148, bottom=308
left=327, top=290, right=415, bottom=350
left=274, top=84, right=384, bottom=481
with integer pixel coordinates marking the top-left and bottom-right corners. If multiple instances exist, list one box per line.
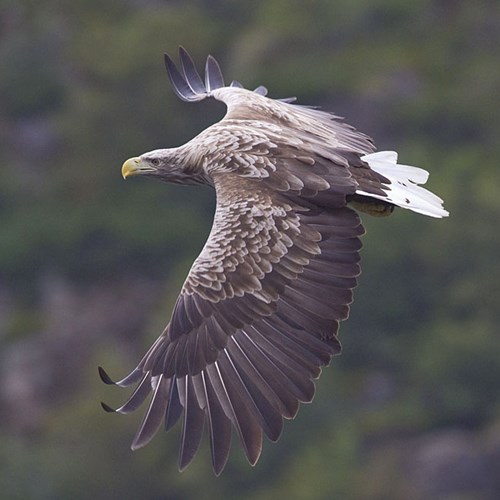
left=150, top=158, right=160, bottom=167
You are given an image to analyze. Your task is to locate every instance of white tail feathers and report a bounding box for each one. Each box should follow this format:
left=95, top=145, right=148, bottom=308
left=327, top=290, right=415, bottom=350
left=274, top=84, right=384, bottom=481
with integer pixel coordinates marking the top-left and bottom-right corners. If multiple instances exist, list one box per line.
left=358, top=151, right=449, bottom=218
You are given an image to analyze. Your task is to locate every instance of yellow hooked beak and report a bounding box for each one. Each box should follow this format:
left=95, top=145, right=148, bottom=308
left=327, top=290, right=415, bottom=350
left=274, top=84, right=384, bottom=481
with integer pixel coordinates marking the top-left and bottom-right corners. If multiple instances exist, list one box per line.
left=121, top=157, right=142, bottom=179
left=122, top=157, right=159, bottom=179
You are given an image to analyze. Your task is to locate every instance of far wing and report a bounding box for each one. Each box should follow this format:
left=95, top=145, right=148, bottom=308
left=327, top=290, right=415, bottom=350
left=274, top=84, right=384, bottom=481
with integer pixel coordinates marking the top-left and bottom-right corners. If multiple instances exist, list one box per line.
left=164, top=47, right=376, bottom=160
left=164, top=46, right=290, bottom=103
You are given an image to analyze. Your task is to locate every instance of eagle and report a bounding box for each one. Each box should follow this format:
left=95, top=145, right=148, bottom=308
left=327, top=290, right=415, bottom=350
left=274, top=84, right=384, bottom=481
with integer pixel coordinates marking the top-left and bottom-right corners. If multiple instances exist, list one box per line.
left=100, top=47, right=448, bottom=475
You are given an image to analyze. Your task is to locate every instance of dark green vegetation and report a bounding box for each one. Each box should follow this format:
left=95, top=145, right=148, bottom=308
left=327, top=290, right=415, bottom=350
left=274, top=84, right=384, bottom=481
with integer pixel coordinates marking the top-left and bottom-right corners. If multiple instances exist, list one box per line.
left=1, top=1, right=499, bottom=498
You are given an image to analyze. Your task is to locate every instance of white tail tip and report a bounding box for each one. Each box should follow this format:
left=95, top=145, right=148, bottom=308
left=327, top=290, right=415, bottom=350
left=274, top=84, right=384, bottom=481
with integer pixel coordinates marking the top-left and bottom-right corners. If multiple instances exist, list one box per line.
left=357, top=151, right=449, bottom=218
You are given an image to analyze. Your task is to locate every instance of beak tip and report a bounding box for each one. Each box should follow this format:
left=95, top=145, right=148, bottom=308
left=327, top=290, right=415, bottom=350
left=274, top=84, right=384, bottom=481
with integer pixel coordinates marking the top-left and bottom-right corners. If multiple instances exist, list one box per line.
left=121, top=157, right=139, bottom=179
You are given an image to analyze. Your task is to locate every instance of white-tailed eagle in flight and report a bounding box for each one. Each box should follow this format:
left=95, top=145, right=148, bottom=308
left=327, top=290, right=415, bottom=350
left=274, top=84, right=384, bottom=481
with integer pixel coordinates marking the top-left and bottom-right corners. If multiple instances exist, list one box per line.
left=100, top=47, right=448, bottom=475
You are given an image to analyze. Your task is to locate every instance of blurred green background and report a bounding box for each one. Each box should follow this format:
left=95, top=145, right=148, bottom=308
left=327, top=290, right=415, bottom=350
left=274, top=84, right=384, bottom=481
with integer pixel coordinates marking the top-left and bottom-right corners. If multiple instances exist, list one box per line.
left=1, top=0, right=499, bottom=498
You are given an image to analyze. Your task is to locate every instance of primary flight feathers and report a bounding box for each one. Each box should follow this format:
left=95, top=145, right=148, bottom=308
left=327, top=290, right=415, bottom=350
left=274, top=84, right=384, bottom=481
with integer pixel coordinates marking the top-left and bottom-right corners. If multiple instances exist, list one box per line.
left=164, top=46, right=298, bottom=104
left=101, top=46, right=448, bottom=476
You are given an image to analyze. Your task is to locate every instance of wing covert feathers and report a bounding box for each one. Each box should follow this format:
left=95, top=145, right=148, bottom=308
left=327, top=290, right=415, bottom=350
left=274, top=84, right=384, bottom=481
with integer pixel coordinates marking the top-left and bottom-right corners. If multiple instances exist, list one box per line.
left=103, top=48, right=448, bottom=476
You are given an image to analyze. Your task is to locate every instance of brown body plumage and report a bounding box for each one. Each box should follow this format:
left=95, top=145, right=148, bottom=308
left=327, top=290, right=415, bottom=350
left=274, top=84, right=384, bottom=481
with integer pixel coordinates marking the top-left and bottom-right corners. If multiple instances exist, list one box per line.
left=101, top=47, right=448, bottom=475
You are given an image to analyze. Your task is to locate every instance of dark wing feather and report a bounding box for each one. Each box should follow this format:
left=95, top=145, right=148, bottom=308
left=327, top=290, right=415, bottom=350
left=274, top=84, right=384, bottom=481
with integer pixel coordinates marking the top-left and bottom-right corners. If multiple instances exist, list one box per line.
left=164, top=53, right=203, bottom=102
left=205, top=55, right=225, bottom=92
left=165, top=378, right=183, bottom=431
left=178, top=376, right=205, bottom=471
left=230, top=79, right=244, bottom=88
left=179, top=46, right=206, bottom=94
left=201, top=370, right=232, bottom=475
left=253, top=85, right=268, bottom=96
left=131, top=375, right=171, bottom=450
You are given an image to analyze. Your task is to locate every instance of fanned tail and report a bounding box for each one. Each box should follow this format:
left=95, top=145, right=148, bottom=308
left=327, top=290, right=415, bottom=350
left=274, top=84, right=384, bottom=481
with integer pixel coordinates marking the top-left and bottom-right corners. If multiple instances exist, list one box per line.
left=358, top=151, right=449, bottom=218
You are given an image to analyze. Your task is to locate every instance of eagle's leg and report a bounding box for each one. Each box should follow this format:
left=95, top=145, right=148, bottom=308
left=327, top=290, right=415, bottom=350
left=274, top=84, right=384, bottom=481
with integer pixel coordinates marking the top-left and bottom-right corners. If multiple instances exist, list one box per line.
left=347, top=195, right=395, bottom=217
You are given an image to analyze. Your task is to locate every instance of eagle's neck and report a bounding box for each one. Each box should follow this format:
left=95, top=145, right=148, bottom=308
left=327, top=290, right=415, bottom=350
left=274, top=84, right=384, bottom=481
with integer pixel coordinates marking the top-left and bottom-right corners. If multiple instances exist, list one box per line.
left=166, top=145, right=213, bottom=186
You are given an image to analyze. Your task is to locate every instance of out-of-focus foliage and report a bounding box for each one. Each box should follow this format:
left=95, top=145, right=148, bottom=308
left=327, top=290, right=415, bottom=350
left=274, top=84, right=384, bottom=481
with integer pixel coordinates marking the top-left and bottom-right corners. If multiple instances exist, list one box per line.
left=1, top=0, right=499, bottom=498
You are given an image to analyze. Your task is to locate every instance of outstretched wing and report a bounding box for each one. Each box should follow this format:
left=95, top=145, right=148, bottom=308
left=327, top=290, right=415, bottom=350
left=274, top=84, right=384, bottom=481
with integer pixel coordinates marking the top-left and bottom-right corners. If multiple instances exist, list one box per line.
left=101, top=147, right=365, bottom=474
left=164, top=47, right=374, bottom=155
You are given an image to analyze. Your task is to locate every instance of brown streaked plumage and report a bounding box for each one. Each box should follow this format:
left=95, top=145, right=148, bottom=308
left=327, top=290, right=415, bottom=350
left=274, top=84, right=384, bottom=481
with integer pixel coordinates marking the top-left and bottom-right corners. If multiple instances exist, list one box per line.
left=101, top=47, right=448, bottom=475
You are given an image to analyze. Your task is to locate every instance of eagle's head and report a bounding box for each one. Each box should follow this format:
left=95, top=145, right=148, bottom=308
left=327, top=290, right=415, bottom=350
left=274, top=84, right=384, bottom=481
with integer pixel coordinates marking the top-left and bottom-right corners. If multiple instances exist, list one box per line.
left=122, top=148, right=209, bottom=185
